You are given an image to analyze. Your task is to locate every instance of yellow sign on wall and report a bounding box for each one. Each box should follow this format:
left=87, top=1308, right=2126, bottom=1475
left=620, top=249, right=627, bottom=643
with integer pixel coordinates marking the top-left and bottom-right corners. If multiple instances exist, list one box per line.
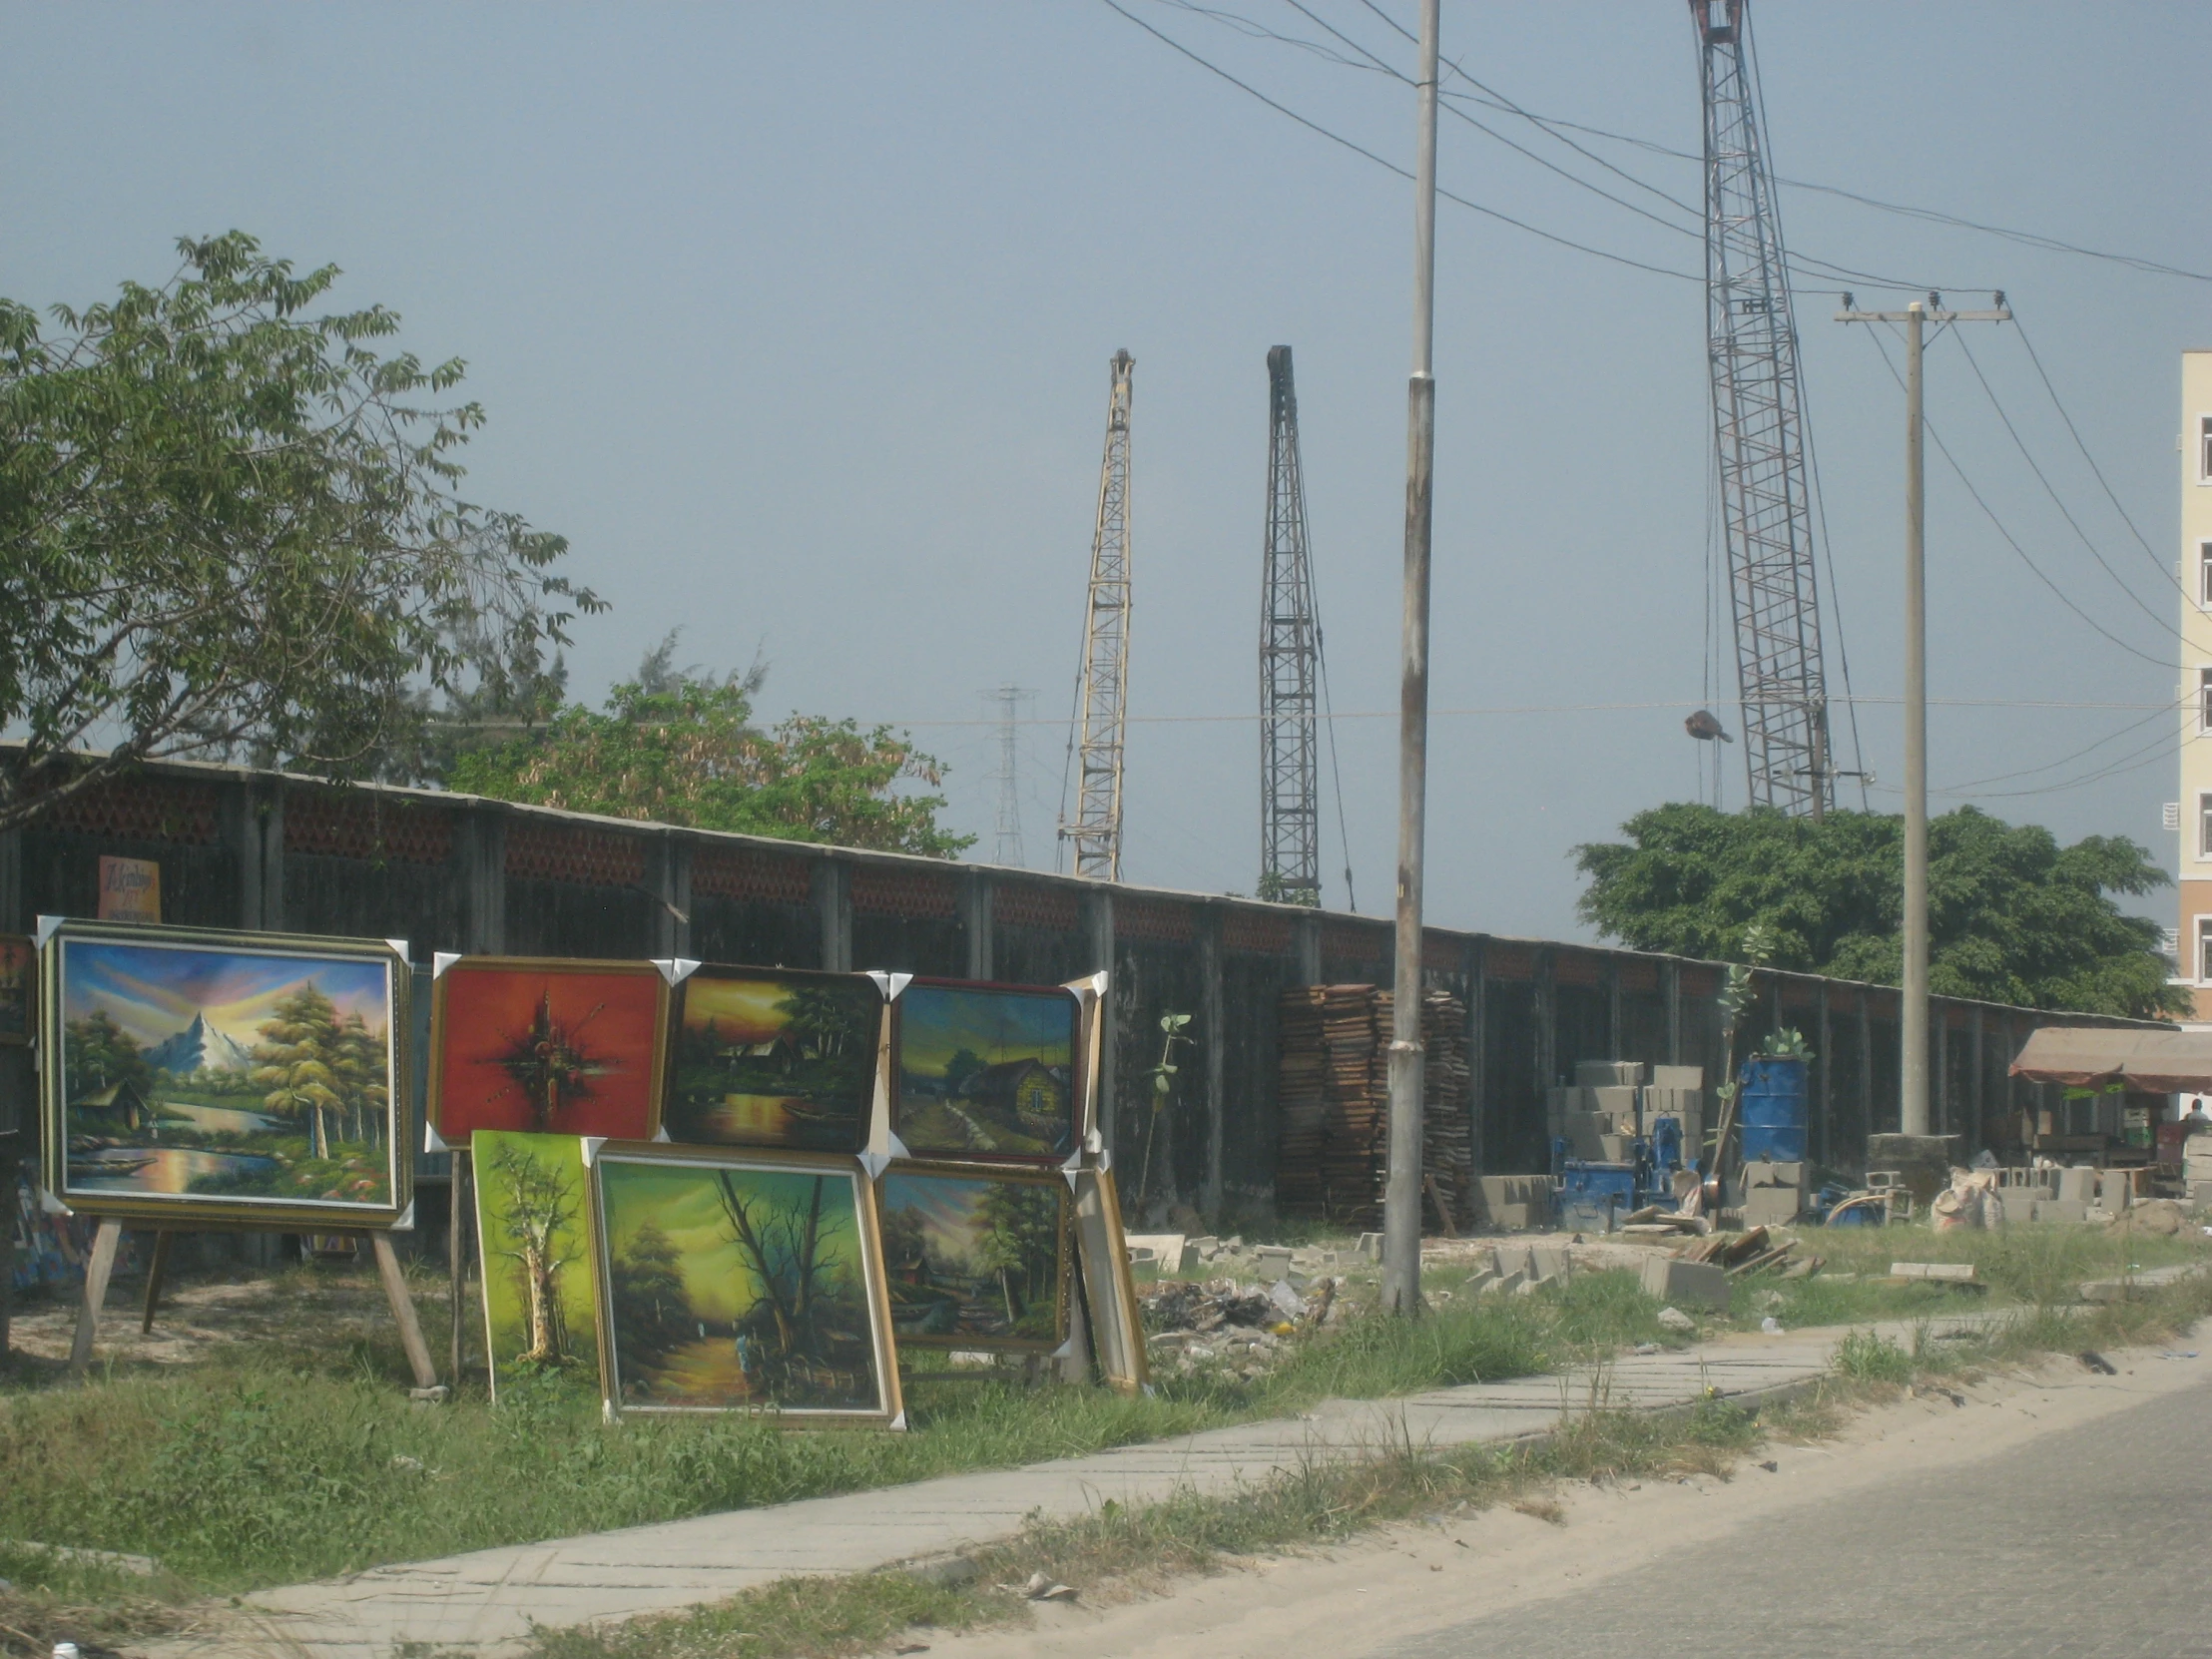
left=96, top=855, right=161, bottom=923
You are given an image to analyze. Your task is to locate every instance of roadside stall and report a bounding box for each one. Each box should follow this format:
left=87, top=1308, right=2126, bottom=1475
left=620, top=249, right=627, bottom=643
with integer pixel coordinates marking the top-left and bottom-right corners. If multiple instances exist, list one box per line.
left=2008, top=1027, right=2212, bottom=1193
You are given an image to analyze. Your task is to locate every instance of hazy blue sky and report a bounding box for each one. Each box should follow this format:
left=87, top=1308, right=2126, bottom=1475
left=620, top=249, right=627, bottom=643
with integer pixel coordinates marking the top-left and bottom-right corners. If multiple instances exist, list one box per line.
left=8, top=2, right=2206, bottom=938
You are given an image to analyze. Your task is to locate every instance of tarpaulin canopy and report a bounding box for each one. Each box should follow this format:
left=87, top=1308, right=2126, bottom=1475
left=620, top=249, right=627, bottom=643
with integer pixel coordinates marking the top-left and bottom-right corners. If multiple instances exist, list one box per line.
left=2008, top=1026, right=2210, bottom=1092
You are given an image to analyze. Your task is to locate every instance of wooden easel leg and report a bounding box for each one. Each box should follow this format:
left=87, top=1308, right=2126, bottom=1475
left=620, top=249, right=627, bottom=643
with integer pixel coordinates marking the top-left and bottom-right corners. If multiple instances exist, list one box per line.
left=370, top=1233, right=439, bottom=1390
left=140, top=1231, right=173, bottom=1335
left=449, top=1151, right=470, bottom=1386
left=69, top=1220, right=124, bottom=1379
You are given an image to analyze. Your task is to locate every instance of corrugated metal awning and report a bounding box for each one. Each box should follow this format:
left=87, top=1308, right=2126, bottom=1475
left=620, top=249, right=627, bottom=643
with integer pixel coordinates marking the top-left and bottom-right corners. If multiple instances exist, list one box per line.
left=2008, top=1026, right=2204, bottom=1091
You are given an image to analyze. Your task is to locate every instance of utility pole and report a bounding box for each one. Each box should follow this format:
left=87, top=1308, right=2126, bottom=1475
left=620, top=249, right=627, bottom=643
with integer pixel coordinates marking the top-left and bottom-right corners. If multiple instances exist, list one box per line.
left=1062, top=351, right=1136, bottom=880
left=983, top=685, right=1034, bottom=867
left=1837, top=292, right=2008, bottom=1137
left=1383, top=0, right=1439, bottom=1319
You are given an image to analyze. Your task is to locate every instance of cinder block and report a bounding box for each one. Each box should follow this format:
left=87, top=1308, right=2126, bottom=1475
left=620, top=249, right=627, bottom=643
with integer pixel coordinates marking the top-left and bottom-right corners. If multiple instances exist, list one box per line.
left=1744, top=1187, right=1802, bottom=1226
left=2056, top=1166, right=2097, bottom=1205
left=1650, top=1065, right=1704, bottom=1090
left=1563, top=1113, right=1607, bottom=1160
left=1494, top=1203, right=1536, bottom=1231
left=1527, top=1246, right=1572, bottom=1285
left=1598, top=1134, right=1636, bottom=1163
left=1742, top=1159, right=1805, bottom=1189
left=1576, top=1060, right=1645, bottom=1088
left=2097, top=1170, right=2134, bottom=1211
left=1255, top=1246, right=1295, bottom=1282
left=2031, top=1198, right=2089, bottom=1225
left=1639, top=1254, right=1730, bottom=1311
left=1587, top=1085, right=1639, bottom=1115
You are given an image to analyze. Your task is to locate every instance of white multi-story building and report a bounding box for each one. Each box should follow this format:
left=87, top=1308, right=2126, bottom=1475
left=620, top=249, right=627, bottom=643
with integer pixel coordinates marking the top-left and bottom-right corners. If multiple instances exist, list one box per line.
left=2176, top=350, right=2212, bottom=1022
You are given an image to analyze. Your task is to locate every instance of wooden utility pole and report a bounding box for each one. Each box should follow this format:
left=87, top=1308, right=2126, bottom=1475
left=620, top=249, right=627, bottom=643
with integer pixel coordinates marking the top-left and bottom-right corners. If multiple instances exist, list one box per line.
left=1836, top=293, right=2009, bottom=1137
left=1383, top=0, right=1440, bottom=1318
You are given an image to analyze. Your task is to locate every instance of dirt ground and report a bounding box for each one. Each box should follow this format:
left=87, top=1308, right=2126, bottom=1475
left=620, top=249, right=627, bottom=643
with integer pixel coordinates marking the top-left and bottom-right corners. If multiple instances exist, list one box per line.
left=909, top=1343, right=2212, bottom=1659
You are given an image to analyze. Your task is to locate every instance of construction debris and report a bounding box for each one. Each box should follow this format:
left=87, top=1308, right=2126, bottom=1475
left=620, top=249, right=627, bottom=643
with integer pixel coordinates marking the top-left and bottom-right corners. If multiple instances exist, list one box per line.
left=1656, top=1306, right=1697, bottom=1333
left=1137, top=1274, right=1341, bottom=1379
left=1890, top=1261, right=1979, bottom=1284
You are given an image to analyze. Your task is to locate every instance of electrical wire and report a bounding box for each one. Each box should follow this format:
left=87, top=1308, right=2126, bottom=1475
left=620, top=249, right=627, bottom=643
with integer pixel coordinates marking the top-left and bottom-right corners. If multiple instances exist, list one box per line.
left=2013, top=317, right=2182, bottom=580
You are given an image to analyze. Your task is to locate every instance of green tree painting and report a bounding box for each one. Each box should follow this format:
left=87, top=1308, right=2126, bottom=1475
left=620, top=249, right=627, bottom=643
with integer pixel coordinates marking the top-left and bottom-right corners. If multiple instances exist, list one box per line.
left=252, top=984, right=344, bottom=1159
left=63, top=1009, right=151, bottom=1097
left=607, top=1218, right=690, bottom=1373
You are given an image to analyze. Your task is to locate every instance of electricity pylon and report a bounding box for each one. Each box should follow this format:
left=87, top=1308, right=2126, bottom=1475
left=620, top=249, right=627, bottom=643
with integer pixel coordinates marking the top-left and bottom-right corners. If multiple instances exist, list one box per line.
left=1693, top=0, right=1834, bottom=817
left=982, top=685, right=1033, bottom=867
left=1260, top=345, right=1321, bottom=906
left=1061, top=350, right=1134, bottom=879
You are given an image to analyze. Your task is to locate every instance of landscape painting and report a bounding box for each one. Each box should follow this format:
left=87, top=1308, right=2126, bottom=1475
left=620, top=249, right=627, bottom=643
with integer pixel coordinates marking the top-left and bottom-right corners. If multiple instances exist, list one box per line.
left=663, top=967, right=882, bottom=1153
left=45, top=924, right=407, bottom=1226
left=430, top=958, right=668, bottom=1144
left=876, top=1162, right=1071, bottom=1352
left=891, top=981, right=1081, bottom=1162
left=472, top=1130, right=599, bottom=1399
left=594, top=1146, right=899, bottom=1422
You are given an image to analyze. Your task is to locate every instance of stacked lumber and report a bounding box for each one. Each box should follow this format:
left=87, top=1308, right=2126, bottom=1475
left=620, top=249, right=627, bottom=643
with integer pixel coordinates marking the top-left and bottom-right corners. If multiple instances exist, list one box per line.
left=1276, top=985, right=1472, bottom=1231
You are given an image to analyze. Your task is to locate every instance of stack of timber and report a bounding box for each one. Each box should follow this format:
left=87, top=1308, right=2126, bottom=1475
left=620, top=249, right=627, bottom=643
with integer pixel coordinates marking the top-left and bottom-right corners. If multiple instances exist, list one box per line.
left=1275, top=985, right=1472, bottom=1231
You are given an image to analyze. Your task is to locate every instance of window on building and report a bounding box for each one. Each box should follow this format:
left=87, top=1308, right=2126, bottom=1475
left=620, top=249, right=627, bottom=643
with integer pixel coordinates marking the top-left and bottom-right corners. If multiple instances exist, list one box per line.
left=2203, top=415, right=2212, bottom=482
left=2201, top=668, right=2212, bottom=732
left=2201, top=541, right=2212, bottom=606
left=2198, top=915, right=2212, bottom=982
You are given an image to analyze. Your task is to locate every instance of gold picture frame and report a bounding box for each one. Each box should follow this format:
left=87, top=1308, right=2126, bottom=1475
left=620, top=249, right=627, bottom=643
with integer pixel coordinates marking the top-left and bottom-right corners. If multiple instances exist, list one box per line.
left=874, top=1158, right=1075, bottom=1355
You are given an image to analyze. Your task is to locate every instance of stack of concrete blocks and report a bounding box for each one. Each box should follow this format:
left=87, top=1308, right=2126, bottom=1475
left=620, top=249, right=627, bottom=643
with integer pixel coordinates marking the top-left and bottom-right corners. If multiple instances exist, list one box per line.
left=2029, top=1165, right=2096, bottom=1225
left=1474, top=1173, right=1552, bottom=1231
left=1641, top=1063, right=1704, bottom=1168
left=1739, top=1157, right=1805, bottom=1226
left=1547, top=1060, right=1644, bottom=1163
left=1988, top=1165, right=2056, bottom=1227
left=1468, top=1241, right=1573, bottom=1298
left=2185, top=1133, right=2212, bottom=1209
left=1638, top=1251, right=1730, bottom=1312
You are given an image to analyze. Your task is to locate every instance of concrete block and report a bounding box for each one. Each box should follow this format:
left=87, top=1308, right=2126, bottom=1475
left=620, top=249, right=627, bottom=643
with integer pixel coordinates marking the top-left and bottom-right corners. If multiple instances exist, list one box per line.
left=1598, top=1133, right=1636, bottom=1163
left=1742, top=1159, right=1805, bottom=1189
left=1480, top=1270, right=1525, bottom=1297
left=1124, top=1233, right=1194, bottom=1275
left=1639, top=1255, right=1730, bottom=1312
left=2055, top=1166, right=2097, bottom=1205
left=1527, top=1246, right=1571, bottom=1285
left=1650, top=1065, right=1704, bottom=1090
left=1587, top=1085, right=1639, bottom=1115
left=1744, top=1187, right=1802, bottom=1226
left=1563, top=1113, right=1607, bottom=1161
left=1358, top=1232, right=1383, bottom=1260
left=1576, top=1060, right=1645, bottom=1088
left=2031, top=1198, right=2089, bottom=1225
left=1254, top=1246, right=1295, bottom=1283
left=1890, top=1261, right=1977, bottom=1283
left=2097, top=1170, right=2134, bottom=1212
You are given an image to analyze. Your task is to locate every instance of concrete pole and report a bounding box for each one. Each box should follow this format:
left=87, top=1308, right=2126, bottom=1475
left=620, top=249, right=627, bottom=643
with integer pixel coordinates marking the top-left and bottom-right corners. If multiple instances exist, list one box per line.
left=1382, top=0, right=1440, bottom=1319
left=1901, top=301, right=1930, bottom=1138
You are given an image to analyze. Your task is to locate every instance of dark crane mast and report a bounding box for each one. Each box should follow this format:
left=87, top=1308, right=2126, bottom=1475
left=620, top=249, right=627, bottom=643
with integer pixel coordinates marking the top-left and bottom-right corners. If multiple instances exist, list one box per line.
left=1260, top=345, right=1322, bottom=905
left=1694, top=0, right=1834, bottom=817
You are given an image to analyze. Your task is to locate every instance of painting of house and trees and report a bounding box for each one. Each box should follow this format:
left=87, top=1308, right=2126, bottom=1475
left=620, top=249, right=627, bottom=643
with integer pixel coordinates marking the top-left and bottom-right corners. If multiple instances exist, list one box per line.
left=663, top=968, right=882, bottom=1153
left=47, top=926, right=406, bottom=1224
left=892, top=982, right=1080, bottom=1162
left=594, top=1147, right=898, bottom=1421
left=876, top=1163, right=1071, bottom=1352
left=472, top=1130, right=599, bottom=1397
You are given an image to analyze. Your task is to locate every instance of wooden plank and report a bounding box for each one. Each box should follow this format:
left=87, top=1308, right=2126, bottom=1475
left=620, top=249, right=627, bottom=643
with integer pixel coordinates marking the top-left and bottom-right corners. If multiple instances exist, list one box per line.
left=449, top=1151, right=471, bottom=1385
left=69, top=1219, right=123, bottom=1378
left=371, top=1233, right=439, bottom=1390
left=140, top=1230, right=173, bottom=1335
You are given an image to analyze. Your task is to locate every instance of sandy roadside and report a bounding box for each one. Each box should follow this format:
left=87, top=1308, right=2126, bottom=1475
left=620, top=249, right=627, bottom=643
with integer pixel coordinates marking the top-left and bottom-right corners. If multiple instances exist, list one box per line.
left=909, top=1341, right=2212, bottom=1659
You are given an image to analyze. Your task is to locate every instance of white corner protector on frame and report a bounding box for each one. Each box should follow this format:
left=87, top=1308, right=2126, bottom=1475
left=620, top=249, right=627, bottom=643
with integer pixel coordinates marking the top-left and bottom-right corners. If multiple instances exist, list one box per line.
left=650, top=957, right=702, bottom=987
left=1062, top=1167, right=1080, bottom=1192
left=865, top=970, right=914, bottom=1001
left=392, top=1200, right=416, bottom=1232
left=881, top=1130, right=909, bottom=1163
left=38, top=1186, right=70, bottom=1216
left=34, top=914, right=63, bottom=949
left=423, top=1120, right=449, bottom=1155
left=652, top=1124, right=672, bottom=1143
left=1061, top=969, right=1108, bottom=999
left=432, top=952, right=463, bottom=980
left=857, top=1148, right=892, bottom=1183
left=887, top=1409, right=907, bottom=1432
left=580, top=1136, right=608, bottom=1168
left=1049, top=1336, right=1077, bottom=1360
left=385, top=938, right=411, bottom=963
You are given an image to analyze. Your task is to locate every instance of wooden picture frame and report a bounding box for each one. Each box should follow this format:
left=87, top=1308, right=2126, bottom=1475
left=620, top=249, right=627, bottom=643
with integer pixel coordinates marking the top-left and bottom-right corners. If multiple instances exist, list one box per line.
left=427, top=957, right=671, bottom=1146
left=471, top=1129, right=601, bottom=1401
left=1071, top=1163, right=1149, bottom=1394
left=662, top=965, right=885, bottom=1155
left=40, top=919, right=413, bottom=1229
left=889, top=979, right=1084, bottom=1165
left=874, top=1158, right=1074, bottom=1355
left=590, top=1142, right=903, bottom=1427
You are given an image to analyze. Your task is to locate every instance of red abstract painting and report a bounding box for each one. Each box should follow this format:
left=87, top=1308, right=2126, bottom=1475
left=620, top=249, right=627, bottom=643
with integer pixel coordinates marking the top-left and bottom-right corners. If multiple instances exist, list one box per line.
left=429, top=958, right=669, bottom=1143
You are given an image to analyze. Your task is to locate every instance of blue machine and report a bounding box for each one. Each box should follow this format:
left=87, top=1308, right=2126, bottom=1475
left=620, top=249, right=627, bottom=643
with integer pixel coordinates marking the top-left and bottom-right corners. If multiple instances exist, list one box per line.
left=1552, top=1115, right=1691, bottom=1232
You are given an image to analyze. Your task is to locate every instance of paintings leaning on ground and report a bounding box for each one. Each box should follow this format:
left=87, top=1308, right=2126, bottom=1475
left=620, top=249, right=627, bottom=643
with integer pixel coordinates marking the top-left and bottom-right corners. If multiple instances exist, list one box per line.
left=891, top=980, right=1082, bottom=1163
left=592, top=1144, right=902, bottom=1425
left=427, top=957, right=670, bottom=1145
left=471, top=1130, right=601, bottom=1399
left=875, top=1161, right=1073, bottom=1354
left=663, top=967, right=884, bottom=1154
left=39, top=920, right=411, bottom=1228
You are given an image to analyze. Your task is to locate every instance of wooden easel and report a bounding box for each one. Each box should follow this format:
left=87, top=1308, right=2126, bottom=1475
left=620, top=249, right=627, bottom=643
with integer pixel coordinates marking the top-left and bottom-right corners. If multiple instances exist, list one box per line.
left=69, top=1219, right=440, bottom=1391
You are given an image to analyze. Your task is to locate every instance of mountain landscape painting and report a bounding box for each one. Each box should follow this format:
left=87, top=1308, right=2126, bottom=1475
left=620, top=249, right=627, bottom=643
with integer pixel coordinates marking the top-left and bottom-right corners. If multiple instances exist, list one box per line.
left=50, top=928, right=403, bottom=1221
left=892, top=982, right=1081, bottom=1162
left=663, top=967, right=883, bottom=1153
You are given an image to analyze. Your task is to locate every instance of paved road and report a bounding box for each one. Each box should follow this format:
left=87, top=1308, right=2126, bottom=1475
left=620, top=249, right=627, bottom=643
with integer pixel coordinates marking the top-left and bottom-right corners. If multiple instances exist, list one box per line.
left=1380, top=1371, right=2212, bottom=1659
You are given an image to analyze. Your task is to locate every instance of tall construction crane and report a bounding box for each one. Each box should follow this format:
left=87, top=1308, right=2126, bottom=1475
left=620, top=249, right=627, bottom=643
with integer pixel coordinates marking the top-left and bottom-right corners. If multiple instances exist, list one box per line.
left=1061, top=350, right=1135, bottom=880
left=1692, top=0, right=1835, bottom=818
left=1259, top=345, right=1322, bottom=906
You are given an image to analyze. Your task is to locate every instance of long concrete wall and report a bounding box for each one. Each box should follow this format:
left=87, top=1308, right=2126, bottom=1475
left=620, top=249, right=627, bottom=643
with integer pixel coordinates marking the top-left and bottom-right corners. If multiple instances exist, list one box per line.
left=0, top=758, right=2162, bottom=1221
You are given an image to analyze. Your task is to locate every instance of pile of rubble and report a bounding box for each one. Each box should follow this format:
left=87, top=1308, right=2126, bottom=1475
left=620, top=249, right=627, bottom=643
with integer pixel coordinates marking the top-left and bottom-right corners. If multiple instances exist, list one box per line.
left=1137, top=1261, right=1345, bottom=1381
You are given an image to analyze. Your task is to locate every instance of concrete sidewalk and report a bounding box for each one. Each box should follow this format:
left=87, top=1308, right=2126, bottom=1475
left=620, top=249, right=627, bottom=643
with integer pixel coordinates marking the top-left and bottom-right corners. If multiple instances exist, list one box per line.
left=156, top=1312, right=2010, bottom=1659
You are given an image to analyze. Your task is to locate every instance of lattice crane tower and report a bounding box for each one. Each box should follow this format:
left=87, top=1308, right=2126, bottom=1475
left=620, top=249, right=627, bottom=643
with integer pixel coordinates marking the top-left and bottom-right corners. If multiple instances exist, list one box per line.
left=1260, top=345, right=1322, bottom=905
left=1062, top=350, right=1135, bottom=880
left=1693, top=0, right=1834, bottom=817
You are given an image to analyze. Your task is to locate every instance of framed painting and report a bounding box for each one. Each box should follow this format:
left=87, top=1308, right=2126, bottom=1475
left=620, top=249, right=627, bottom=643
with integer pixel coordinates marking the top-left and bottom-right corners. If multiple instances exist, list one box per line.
left=663, top=966, right=884, bottom=1154
left=472, top=1130, right=600, bottom=1400
left=1071, top=1164, right=1149, bottom=1394
left=0, top=934, right=34, bottom=1045
left=40, top=919, right=412, bottom=1228
left=591, top=1143, right=902, bottom=1425
left=890, top=980, right=1083, bottom=1163
left=428, top=957, right=669, bottom=1146
left=874, top=1160, right=1073, bottom=1355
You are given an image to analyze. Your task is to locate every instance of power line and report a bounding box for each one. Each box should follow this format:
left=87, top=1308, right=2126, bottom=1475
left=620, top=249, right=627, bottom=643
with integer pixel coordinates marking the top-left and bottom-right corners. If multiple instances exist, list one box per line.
left=2012, top=316, right=2179, bottom=582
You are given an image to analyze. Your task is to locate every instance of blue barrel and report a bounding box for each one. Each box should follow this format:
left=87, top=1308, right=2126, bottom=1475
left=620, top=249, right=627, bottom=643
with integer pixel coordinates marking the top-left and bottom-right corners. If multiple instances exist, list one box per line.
left=1738, top=1057, right=1808, bottom=1164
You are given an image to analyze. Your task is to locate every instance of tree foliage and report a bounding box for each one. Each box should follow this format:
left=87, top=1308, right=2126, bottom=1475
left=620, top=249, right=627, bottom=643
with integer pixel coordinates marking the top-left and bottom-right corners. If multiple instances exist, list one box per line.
left=1574, top=803, right=2185, bottom=1019
left=449, top=635, right=972, bottom=857
left=63, top=1009, right=151, bottom=1098
left=0, top=232, right=596, bottom=830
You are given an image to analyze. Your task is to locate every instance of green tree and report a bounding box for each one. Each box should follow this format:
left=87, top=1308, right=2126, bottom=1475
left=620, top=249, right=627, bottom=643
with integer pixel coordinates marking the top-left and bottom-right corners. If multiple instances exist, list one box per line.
left=449, top=635, right=971, bottom=857
left=1574, top=803, right=2185, bottom=1018
left=975, top=1181, right=1061, bottom=1326
left=0, top=232, right=596, bottom=830
left=328, top=1011, right=389, bottom=1147
left=485, top=1139, right=583, bottom=1369
left=63, top=1009, right=151, bottom=1098
left=942, top=1047, right=987, bottom=1097
left=607, top=1219, right=690, bottom=1371
left=252, top=983, right=343, bottom=1159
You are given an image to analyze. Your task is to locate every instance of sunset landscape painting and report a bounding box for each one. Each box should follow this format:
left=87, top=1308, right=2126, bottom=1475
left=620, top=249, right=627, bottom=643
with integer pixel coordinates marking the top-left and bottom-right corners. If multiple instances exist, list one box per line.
left=663, top=967, right=882, bottom=1153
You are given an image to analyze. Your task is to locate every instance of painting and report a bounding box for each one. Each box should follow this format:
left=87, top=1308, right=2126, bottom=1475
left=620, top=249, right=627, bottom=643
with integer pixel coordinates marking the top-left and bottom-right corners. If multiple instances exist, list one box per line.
left=663, top=967, right=883, bottom=1153
left=875, top=1161, right=1072, bottom=1353
left=592, top=1145, right=901, bottom=1424
left=472, top=1130, right=599, bottom=1399
left=41, top=921, right=410, bottom=1227
left=891, top=980, right=1082, bottom=1163
left=428, top=958, right=669, bottom=1145
left=0, top=934, right=33, bottom=1044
